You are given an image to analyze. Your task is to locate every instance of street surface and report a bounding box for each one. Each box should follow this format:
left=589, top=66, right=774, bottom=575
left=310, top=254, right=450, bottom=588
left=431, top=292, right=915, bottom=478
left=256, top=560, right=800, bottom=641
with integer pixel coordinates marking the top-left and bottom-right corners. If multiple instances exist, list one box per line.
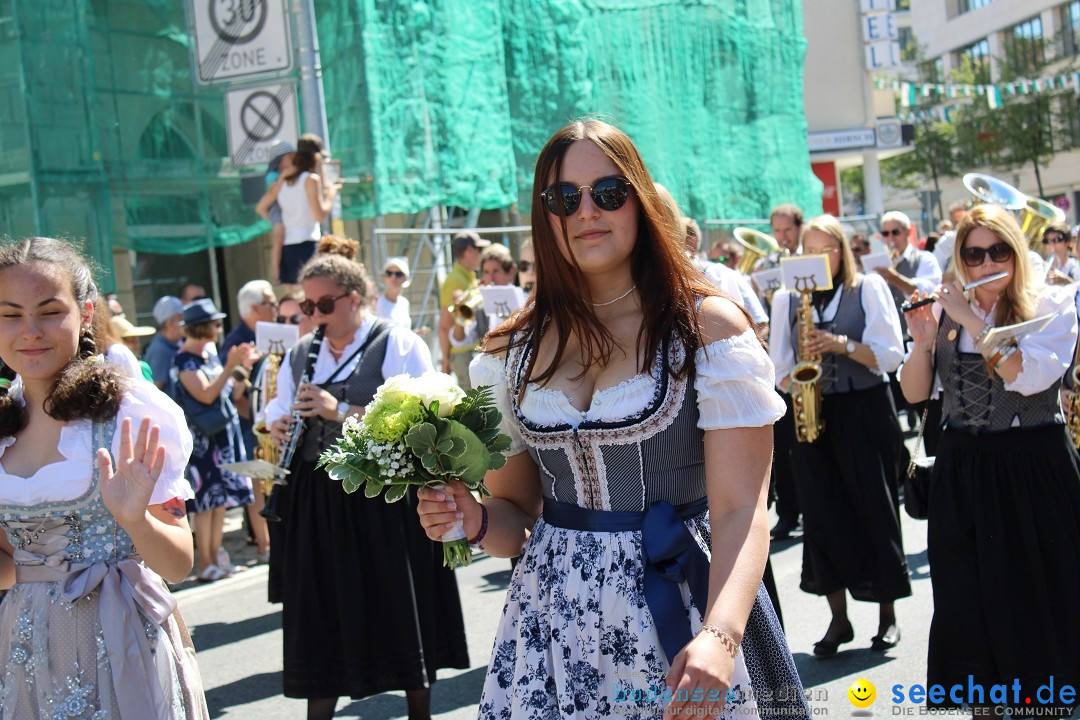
left=178, top=458, right=935, bottom=719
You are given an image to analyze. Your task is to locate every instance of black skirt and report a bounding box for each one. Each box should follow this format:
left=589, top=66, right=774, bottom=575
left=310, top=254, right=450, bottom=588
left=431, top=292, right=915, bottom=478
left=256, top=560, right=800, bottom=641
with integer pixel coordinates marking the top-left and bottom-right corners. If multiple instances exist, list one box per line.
left=277, top=459, right=470, bottom=699
left=928, top=424, right=1080, bottom=710
left=790, top=383, right=912, bottom=602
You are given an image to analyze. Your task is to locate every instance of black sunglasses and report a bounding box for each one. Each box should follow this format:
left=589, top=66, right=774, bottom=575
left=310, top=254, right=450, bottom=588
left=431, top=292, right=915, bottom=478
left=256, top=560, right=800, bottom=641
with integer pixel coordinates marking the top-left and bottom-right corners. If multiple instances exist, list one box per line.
left=960, top=242, right=1014, bottom=267
left=384, top=269, right=406, bottom=279
left=299, top=292, right=350, bottom=316
left=881, top=228, right=905, bottom=237
left=540, top=176, right=632, bottom=216
left=518, top=260, right=533, bottom=272
left=1045, top=234, right=1069, bottom=244
left=277, top=313, right=303, bottom=325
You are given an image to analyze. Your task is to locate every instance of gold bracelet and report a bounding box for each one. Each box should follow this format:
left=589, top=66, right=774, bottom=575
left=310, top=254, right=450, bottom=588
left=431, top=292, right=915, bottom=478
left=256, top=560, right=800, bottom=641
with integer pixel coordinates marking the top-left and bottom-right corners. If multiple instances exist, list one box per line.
left=699, top=624, right=739, bottom=659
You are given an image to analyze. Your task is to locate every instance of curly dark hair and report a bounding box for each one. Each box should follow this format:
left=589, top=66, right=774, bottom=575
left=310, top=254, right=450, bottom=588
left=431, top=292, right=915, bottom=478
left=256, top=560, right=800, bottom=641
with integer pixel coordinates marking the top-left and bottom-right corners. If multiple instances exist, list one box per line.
left=0, top=238, right=126, bottom=439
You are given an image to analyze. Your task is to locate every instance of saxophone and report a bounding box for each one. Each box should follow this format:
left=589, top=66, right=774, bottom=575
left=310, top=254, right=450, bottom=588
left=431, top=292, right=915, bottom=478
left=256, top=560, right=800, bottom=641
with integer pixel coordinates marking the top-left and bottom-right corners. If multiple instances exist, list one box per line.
left=791, top=287, right=824, bottom=443
left=252, top=351, right=283, bottom=498
left=1066, top=339, right=1080, bottom=449
left=261, top=325, right=326, bottom=522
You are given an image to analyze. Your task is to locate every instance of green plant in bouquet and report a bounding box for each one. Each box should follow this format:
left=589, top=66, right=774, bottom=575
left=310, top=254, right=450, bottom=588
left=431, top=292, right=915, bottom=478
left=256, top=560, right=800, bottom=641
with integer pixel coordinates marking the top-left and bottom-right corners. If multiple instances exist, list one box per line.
left=317, top=372, right=512, bottom=567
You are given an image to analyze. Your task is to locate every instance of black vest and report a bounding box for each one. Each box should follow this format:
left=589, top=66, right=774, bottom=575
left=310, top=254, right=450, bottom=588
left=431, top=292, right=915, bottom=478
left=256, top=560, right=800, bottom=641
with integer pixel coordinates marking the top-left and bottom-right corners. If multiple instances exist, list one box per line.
left=787, top=277, right=884, bottom=395
left=290, top=320, right=394, bottom=461
left=936, top=314, right=1064, bottom=432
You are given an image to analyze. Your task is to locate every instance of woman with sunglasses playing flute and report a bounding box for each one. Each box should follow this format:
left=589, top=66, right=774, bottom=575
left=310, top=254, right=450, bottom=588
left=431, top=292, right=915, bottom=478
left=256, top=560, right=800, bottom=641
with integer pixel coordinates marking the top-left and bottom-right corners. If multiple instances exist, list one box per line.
left=417, top=119, right=809, bottom=720
left=900, top=204, right=1080, bottom=714
left=263, top=254, right=470, bottom=720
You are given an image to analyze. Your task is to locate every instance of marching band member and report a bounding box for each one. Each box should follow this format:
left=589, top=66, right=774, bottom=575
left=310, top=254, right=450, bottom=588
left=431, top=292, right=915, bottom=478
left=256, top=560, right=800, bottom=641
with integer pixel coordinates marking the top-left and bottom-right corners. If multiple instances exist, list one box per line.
left=900, top=204, right=1080, bottom=713
left=769, top=214, right=910, bottom=657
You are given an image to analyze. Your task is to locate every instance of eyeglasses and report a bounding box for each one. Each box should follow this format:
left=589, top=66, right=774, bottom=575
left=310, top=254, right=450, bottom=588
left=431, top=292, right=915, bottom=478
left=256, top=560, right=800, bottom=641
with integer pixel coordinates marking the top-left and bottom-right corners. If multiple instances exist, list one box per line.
left=299, top=292, right=350, bottom=316
left=277, top=314, right=303, bottom=325
left=518, top=260, right=533, bottom=273
left=881, top=228, right=906, bottom=237
left=960, top=242, right=1014, bottom=267
left=540, top=176, right=632, bottom=216
left=1045, top=234, right=1069, bottom=245
left=384, top=270, right=406, bottom=279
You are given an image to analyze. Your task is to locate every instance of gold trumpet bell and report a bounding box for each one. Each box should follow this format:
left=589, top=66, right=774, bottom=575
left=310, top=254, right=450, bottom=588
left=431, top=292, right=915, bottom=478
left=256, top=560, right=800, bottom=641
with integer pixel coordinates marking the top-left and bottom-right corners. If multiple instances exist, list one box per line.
left=962, top=172, right=1026, bottom=210
left=732, top=227, right=780, bottom=274
left=1022, top=196, right=1066, bottom=256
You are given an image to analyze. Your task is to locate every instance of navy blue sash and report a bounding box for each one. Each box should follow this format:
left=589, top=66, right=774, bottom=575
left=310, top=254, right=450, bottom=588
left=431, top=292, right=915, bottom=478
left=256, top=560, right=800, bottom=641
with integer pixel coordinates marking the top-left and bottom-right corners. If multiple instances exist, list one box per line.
left=541, top=497, right=711, bottom=663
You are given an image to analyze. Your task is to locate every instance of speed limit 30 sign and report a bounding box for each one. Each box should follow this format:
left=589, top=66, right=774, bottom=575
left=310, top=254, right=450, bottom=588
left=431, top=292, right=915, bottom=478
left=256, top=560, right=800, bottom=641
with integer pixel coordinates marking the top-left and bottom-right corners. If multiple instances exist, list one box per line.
left=189, top=0, right=293, bottom=85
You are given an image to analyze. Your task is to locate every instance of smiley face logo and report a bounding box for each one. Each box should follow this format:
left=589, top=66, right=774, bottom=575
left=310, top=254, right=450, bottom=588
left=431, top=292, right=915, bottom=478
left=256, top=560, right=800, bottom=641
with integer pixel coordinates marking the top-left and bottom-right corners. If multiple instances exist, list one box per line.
left=848, top=678, right=876, bottom=708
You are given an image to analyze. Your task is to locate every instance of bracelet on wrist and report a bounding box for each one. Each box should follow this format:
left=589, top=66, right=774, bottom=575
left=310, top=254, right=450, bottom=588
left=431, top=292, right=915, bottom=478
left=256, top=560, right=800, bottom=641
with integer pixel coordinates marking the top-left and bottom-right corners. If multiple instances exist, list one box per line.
left=973, top=324, right=992, bottom=348
left=995, top=344, right=1018, bottom=369
left=468, top=503, right=489, bottom=548
left=699, top=624, right=739, bottom=659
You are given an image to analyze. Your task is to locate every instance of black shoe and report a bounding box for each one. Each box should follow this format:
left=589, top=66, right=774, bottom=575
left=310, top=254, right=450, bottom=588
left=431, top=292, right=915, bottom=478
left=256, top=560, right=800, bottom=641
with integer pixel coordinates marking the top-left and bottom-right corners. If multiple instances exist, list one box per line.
left=770, top=516, right=799, bottom=540
left=871, top=624, right=901, bottom=651
left=813, top=622, right=854, bottom=657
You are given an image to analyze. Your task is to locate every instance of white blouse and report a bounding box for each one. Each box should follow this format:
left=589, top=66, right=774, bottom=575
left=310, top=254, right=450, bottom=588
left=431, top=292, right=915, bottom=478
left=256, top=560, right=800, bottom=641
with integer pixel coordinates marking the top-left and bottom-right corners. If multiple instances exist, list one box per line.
left=470, top=326, right=787, bottom=456
left=105, top=343, right=144, bottom=381
left=264, top=314, right=433, bottom=426
left=0, top=381, right=194, bottom=506
left=899, top=283, right=1079, bottom=397
left=768, top=272, right=905, bottom=389
left=376, top=294, right=413, bottom=330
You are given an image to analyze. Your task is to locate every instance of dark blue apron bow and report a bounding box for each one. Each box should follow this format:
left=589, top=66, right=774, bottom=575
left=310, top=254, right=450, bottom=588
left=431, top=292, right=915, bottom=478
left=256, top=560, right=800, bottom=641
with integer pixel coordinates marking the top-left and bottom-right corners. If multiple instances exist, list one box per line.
left=542, top=497, right=711, bottom=664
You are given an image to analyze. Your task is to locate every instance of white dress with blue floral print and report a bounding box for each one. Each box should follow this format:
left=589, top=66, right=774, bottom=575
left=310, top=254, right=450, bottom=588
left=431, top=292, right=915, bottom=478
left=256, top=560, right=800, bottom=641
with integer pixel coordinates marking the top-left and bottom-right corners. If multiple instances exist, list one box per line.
left=470, top=327, right=811, bottom=720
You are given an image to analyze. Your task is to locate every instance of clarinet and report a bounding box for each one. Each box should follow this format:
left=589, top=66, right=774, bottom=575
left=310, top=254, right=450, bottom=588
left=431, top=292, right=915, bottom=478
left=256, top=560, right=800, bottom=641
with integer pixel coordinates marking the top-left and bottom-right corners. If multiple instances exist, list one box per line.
left=261, top=325, right=325, bottom=522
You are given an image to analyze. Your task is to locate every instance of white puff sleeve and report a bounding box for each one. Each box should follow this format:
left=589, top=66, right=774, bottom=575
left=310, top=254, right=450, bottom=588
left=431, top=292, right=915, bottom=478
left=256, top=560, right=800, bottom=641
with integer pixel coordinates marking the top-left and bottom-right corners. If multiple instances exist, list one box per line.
left=1008, top=285, right=1078, bottom=396
left=114, top=382, right=195, bottom=504
left=695, top=327, right=788, bottom=430
left=469, top=352, right=527, bottom=456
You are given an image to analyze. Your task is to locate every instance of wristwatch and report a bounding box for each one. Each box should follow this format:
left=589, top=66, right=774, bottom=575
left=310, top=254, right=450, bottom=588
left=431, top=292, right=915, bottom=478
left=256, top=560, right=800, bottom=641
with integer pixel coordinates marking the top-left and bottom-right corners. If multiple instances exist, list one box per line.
left=845, top=338, right=857, bottom=354
left=336, top=401, right=350, bottom=423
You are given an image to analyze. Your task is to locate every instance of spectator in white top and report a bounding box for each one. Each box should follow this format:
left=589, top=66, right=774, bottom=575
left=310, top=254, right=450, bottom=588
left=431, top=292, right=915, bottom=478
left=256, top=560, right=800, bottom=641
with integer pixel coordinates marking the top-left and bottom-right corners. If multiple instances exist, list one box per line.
left=376, top=257, right=413, bottom=330
left=256, top=133, right=341, bottom=289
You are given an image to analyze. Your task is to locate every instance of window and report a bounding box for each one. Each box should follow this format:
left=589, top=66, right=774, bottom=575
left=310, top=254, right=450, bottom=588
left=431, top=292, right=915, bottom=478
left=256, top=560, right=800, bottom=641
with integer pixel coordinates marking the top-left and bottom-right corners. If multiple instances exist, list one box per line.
left=956, top=0, right=993, bottom=14
left=1064, top=1, right=1080, bottom=56
left=954, top=38, right=991, bottom=83
left=1003, top=16, right=1044, bottom=73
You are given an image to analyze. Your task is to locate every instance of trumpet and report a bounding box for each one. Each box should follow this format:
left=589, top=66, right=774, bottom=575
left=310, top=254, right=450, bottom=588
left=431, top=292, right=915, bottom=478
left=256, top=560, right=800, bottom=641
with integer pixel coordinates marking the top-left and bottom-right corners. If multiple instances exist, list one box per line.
left=732, top=227, right=780, bottom=275
left=450, top=289, right=483, bottom=324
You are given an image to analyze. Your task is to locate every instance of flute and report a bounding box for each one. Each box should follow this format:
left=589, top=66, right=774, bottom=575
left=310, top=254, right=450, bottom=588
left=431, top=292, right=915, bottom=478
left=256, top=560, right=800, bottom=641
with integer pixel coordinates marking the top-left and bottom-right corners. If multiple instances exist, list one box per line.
left=900, top=271, right=1009, bottom=313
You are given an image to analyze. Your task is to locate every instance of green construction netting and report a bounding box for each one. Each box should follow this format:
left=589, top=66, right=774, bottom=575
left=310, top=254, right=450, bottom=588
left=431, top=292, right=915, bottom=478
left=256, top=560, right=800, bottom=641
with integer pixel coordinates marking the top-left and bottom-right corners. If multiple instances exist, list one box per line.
left=323, top=0, right=823, bottom=220
left=1, top=0, right=821, bottom=275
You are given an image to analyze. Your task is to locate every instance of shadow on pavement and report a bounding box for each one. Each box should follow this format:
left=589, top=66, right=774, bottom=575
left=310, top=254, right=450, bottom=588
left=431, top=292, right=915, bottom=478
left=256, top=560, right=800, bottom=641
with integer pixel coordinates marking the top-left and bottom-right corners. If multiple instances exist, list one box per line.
left=793, top=648, right=896, bottom=687
left=340, top=666, right=487, bottom=718
left=205, top=670, right=283, bottom=718
left=191, top=610, right=282, bottom=653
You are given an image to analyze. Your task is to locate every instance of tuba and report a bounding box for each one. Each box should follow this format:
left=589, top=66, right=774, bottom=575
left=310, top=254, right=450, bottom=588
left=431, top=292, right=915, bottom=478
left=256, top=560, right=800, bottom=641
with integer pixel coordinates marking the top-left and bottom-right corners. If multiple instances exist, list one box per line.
left=791, top=282, right=824, bottom=443
left=963, top=172, right=1066, bottom=256
left=733, top=227, right=781, bottom=275
left=1066, top=337, right=1080, bottom=449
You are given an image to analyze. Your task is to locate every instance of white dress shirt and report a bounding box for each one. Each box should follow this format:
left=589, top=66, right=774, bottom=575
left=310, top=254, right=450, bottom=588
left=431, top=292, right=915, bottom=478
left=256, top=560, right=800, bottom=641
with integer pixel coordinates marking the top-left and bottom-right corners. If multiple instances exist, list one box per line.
left=768, top=273, right=905, bottom=389
left=264, top=314, right=433, bottom=425
left=898, top=243, right=942, bottom=294
left=900, top=284, right=1079, bottom=398
left=701, top=263, right=769, bottom=324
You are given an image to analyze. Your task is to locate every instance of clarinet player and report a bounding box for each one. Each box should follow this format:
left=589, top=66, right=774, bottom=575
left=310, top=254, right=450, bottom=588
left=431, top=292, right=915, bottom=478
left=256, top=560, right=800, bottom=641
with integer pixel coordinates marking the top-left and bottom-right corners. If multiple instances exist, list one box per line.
left=264, top=254, right=470, bottom=720
left=899, top=204, right=1080, bottom=714
left=769, top=214, right=910, bottom=657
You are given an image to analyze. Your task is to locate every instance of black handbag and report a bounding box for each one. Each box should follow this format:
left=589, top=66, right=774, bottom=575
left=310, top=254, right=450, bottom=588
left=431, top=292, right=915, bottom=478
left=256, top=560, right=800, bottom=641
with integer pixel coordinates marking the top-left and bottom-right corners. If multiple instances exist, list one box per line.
left=903, top=406, right=933, bottom=520
left=176, top=383, right=235, bottom=437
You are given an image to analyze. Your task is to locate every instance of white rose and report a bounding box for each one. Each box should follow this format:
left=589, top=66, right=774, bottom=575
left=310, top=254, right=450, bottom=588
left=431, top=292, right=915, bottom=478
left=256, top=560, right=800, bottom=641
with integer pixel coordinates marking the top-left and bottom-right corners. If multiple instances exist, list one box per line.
left=414, top=371, right=465, bottom=416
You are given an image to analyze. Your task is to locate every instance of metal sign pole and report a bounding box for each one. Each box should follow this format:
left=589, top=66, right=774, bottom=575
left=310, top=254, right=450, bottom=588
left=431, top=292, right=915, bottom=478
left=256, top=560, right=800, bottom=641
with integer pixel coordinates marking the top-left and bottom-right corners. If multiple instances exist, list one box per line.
left=291, top=0, right=343, bottom=234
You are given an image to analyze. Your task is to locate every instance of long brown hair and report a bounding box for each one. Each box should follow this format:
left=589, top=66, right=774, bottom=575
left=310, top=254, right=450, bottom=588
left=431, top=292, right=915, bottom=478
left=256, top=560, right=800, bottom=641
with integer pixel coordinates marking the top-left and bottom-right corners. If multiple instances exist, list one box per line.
left=486, top=119, right=719, bottom=393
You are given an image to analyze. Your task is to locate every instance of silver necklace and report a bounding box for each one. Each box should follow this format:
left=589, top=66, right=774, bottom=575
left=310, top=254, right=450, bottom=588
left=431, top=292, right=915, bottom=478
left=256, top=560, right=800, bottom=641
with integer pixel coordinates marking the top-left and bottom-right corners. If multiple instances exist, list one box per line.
left=590, top=285, right=636, bottom=307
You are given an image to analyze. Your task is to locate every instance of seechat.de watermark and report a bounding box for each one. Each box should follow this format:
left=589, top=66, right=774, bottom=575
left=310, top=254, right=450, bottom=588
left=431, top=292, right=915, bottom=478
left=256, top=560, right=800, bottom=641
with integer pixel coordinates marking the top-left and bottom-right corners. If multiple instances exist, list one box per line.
left=889, top=676, right=1076, bottom=716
